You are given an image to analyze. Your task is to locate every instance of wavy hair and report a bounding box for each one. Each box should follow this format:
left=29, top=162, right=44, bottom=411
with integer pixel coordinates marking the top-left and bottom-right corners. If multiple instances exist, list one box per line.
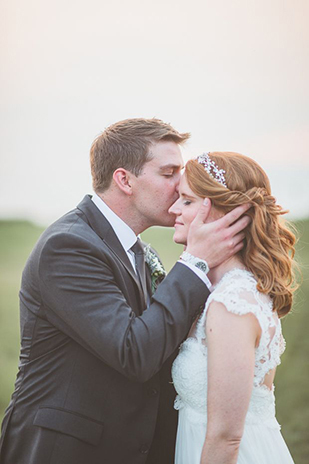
left=185, top=152, right=298, bottom=317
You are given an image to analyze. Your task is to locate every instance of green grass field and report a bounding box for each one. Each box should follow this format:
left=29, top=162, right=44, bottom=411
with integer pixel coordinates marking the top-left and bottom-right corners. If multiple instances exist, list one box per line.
left=0, top=219, right=308, bottom=463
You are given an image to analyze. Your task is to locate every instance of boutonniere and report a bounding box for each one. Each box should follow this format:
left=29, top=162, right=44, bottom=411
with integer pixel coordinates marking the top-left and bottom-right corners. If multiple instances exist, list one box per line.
left=144, top=244, right=166, bottom=293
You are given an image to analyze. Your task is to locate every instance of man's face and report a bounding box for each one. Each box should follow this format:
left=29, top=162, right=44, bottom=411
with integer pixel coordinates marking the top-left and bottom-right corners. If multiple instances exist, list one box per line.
left=130, top=140, right=184, bottom=228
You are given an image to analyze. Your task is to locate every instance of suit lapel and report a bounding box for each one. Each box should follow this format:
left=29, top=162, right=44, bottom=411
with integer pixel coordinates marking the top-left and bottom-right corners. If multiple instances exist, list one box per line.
left=77, top=195, right=146, bottom=305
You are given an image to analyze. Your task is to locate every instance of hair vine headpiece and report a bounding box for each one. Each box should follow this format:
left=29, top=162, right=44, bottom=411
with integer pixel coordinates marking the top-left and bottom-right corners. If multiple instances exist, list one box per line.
left=196, top=153, right=227, bottom=188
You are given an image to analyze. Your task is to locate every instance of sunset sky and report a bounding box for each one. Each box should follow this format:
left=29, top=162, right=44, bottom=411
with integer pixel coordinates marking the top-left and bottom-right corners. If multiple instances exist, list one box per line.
left=1, top=0, right=308, bottom=224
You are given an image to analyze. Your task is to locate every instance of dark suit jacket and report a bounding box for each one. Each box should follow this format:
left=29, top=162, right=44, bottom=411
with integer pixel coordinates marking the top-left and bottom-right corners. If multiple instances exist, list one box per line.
left=0, top=195, right=209, bottom=464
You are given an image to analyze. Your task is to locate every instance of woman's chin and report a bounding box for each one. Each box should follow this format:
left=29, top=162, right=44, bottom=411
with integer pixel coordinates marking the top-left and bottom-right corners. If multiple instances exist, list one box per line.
left=173, top=233, right=186, bottom=246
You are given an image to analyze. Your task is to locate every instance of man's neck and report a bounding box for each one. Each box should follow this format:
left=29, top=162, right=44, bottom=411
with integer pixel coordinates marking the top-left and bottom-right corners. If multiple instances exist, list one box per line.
left=97, top=191, right=148, bottom=235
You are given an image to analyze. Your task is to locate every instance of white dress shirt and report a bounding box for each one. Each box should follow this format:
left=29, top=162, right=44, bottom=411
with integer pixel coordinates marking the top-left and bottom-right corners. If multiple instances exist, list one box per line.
left=91, top=193, right=211, bottom=289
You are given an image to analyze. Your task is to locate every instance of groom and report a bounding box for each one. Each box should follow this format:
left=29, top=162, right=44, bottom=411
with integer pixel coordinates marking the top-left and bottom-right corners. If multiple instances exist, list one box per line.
left=0, top=118, right=249, bottom=464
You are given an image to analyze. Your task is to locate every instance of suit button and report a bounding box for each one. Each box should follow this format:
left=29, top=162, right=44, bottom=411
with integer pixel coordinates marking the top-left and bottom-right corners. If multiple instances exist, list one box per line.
left=140, top=444, right=149, bottom=454
left=149, top=388, right=158, bottom=397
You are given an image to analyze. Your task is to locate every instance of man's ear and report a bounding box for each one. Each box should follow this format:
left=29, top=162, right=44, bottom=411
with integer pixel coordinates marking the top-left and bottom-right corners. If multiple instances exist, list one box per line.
left=113, top=168, right=133, bottom=196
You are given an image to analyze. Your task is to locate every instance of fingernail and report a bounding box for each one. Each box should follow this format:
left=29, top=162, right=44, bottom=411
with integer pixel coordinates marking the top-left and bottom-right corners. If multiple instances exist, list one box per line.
left=203, top=198, right=209, bottom=206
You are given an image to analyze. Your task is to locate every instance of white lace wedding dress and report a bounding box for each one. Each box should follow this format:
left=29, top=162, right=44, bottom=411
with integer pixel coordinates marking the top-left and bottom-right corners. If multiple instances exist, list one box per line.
left=172, top=268, right=294, bottom=464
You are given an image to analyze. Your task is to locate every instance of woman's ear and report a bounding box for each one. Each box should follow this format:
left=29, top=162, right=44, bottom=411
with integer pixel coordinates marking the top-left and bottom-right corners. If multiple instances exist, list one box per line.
left=112, top=168, right=133, bottom=196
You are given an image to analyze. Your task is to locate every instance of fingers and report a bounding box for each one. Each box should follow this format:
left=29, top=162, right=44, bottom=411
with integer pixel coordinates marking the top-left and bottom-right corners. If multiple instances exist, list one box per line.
left=233, top=231, right=246, bottom=246
left=220, top=203, right=251, bottom=227
left=191, top=198, right=211, bottom=226
left=224, top=233, right=246, bottom=261
left=232, top=240, right=245, bottom=254
left=228, top=215, right=251, bottom=237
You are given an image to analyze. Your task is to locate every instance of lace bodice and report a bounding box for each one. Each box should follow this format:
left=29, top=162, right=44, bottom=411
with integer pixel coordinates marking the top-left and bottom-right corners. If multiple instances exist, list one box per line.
left=172, top=268, right=285, bottom=428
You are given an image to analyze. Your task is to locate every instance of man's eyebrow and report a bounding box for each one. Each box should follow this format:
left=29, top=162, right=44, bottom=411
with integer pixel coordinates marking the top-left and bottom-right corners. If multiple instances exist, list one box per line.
left=159, top=164, right=184, bottom=171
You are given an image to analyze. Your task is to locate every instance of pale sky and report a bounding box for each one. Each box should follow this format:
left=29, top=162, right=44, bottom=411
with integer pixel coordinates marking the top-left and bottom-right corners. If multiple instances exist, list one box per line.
left=1, top=0, right=308, bottom=224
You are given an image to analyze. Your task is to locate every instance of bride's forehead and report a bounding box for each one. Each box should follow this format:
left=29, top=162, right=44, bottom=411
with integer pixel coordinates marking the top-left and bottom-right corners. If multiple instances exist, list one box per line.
left=179, top=176, right=199, bottom=198
left=179, top=173, right=191, bottom=189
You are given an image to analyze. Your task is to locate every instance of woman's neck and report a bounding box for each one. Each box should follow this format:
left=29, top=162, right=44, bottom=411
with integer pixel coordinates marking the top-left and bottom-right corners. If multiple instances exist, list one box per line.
left=207, top=255, right=246, bottom=288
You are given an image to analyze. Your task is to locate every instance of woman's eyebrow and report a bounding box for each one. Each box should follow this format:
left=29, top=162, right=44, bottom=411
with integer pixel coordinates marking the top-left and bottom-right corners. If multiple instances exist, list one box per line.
left=180, top=192, right=196, bottom=200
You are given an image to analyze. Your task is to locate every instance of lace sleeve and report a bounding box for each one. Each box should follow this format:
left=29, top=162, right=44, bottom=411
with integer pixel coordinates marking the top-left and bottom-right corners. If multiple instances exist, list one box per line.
left=210, top=288, right=268, bottom=325
left=195, top=269, right=284, bottom=388
left=195, top=270, right=273, bottom=343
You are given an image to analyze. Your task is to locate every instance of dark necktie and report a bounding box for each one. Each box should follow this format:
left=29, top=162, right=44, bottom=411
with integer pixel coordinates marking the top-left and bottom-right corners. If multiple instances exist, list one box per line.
left=131, top=239, right=147, bottom=305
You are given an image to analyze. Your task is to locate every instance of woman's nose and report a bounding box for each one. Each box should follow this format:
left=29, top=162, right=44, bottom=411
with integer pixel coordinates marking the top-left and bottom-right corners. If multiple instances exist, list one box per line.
left=169, top=199, right=181, bottom=215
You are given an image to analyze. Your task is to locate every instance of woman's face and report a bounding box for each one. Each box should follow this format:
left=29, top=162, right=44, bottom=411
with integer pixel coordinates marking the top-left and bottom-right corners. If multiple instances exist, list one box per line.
left=168, top=173, right=220, bottom=245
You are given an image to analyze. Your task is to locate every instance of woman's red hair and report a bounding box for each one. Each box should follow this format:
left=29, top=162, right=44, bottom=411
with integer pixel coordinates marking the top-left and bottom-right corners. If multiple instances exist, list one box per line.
left=185, top=152, right=298, bottom=317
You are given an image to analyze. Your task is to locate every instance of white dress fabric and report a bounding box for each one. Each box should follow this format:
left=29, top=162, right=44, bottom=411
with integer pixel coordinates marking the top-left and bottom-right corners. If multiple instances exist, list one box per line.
left=172, top=268, right=294, bottom=464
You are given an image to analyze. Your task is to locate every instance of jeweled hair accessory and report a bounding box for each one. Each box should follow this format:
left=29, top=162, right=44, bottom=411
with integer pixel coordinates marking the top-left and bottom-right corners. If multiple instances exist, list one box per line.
left=196, top=153, right=227, bottom=188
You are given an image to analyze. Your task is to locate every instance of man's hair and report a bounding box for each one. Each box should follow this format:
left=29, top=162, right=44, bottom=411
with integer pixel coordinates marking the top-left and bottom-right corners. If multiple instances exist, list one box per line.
left=90, top=118, right=190, bottom=192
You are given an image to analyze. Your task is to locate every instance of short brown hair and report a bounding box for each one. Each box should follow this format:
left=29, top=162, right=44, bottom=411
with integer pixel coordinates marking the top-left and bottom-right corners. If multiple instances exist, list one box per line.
left=90, top=118, right=190, bottom=192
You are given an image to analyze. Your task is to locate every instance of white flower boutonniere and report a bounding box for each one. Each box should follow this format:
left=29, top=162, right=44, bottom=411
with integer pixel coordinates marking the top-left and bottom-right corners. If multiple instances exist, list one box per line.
left=144, top=244, right=166, bottom=293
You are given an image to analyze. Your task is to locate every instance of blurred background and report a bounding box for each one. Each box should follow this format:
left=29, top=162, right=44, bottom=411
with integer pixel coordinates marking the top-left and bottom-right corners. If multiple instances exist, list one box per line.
left=0, top=0, right=308, bottom=462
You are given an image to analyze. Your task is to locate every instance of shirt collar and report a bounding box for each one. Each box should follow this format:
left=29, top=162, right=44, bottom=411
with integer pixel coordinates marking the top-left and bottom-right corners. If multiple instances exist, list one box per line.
left=92, top=193, right=137, bottom=252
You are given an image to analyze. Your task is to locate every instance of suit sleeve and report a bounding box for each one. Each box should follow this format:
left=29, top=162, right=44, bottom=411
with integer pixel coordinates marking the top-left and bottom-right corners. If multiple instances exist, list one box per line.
left=38, top=232, right=210, bottom=382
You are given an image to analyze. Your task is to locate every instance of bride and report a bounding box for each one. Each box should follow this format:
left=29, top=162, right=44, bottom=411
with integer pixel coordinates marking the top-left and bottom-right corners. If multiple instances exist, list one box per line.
left=169, top=152, right=297, bottom=464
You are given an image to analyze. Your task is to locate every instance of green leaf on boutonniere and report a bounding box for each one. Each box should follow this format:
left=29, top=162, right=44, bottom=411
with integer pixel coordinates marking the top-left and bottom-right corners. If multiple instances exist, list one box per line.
left=144, top=244, right=166, bottom=293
